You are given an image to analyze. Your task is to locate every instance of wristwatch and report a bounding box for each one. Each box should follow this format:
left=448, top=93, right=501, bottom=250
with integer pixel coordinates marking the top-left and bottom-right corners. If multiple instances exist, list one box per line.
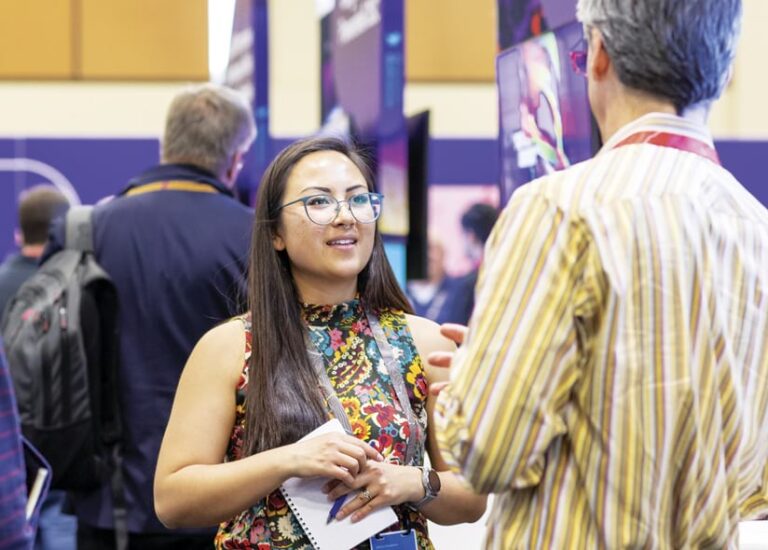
left=413, top=466, right=441, bottom=508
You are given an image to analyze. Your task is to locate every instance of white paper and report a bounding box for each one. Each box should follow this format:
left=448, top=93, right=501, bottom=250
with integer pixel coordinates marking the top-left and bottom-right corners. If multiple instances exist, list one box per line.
left=281, top=419, right=398, bottom=550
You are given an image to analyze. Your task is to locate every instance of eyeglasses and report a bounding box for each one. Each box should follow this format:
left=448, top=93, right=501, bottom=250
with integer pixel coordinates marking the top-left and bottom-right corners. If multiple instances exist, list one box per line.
left=277, top=192, right=384, bottom=225
left=569, top=36, right=588, bottom=75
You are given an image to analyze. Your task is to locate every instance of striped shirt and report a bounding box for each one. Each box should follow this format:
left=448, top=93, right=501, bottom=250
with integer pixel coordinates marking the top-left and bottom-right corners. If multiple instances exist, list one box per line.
left=435, top=113, right=768, bottom=549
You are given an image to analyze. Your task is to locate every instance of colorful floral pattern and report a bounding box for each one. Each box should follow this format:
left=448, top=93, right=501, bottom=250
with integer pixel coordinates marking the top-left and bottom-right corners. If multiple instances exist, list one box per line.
left=215, top=299, right=433, bottom=549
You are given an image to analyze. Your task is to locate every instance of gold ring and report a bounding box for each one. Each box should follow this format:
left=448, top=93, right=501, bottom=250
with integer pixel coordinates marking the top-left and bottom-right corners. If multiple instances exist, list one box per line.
left=360, top=488, right=373, bottom=502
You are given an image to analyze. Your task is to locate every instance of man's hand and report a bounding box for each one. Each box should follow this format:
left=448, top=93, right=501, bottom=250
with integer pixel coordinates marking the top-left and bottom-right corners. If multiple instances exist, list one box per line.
left=427, top=323, right=468, bottom=396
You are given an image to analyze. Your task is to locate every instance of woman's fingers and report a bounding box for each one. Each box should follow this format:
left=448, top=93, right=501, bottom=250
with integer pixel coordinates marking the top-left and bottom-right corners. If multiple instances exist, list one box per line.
left=337, top=487, right=380, bottom=521
left=330, top=465, right=356, bottom=486
left=326, top=470, right=370, bottom=501
left=322, top=479, right=342, bottom=494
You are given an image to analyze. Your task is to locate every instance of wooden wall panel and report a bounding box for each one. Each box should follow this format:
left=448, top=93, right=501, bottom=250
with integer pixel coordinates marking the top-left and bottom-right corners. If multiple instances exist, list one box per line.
left=79, top=0, right=208, bottom=80
left=0, top=0, right=73, bottom=79
left=406, top=0, right=496, bottom=82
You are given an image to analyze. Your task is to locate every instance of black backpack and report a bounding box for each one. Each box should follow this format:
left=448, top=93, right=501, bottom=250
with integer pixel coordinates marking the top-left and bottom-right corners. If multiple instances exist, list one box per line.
left=0, top=206, right=127, bottom=548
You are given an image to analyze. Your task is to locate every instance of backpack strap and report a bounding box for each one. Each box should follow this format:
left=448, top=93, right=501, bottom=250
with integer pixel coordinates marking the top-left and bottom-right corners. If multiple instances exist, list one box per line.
left=64, top=205, right=127, bottom=549
left=64, top=205, right=94, bottom=253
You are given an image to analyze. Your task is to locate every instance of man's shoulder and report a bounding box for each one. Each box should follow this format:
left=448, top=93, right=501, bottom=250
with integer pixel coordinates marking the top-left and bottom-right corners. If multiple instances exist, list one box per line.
left=511, top=156, right=598, bottom=208
left=0, top=254, right=35, bottom=281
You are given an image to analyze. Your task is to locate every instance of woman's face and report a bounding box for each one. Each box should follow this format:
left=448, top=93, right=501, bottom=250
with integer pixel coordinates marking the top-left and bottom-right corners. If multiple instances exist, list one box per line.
left=273, top=150, right=376, bottom=303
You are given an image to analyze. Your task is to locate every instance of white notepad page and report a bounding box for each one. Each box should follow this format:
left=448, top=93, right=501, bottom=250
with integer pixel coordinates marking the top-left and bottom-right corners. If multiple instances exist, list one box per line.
left=280, top=419, right=398, bottom=550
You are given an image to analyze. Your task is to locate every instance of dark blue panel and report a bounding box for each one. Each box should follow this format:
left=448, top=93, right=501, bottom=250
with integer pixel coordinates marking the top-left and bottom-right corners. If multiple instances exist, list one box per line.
left=25, top=138, right=158, bottom=203
left=429, top=139, right=499, bottom=184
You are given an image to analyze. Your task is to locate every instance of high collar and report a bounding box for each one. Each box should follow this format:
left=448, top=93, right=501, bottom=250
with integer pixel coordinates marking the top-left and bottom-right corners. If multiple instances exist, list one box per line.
left=120, top=163, right=234, bottom=197
left=301, top=297, right=362, bottom=326
left=600, top=112, right=715, bottom=154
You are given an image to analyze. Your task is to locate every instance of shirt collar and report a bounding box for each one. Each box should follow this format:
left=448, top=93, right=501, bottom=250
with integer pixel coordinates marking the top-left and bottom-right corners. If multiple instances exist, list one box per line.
left=121, top=163, right=234, bottom=197
left=601, top=112, right=715, bottom=154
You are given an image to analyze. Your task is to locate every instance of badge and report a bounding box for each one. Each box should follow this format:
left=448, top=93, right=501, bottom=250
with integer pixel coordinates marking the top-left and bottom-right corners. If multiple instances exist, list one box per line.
left=369, top=529, right=418, bottom=550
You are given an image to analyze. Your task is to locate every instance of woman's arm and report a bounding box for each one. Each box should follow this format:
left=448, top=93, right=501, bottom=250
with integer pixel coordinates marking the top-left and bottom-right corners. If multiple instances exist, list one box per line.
left=329, top=315, right=487, bottom=525
left=154, top=320, right=382, bottom=528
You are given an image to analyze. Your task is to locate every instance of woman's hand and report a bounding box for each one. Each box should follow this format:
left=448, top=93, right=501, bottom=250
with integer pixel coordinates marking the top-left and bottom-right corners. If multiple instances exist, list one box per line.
left=285, top=433, right=384, bottom=486
left=324, top=461, right=424, bottom=522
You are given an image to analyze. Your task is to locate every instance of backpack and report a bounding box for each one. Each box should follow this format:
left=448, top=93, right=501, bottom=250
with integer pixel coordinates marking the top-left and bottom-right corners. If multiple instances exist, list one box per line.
left=0, top=206, right=127, bottom=548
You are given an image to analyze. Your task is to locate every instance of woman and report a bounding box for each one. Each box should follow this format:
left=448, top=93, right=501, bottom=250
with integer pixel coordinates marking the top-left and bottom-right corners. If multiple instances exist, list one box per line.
left=154, top=137, right=486, bottom=549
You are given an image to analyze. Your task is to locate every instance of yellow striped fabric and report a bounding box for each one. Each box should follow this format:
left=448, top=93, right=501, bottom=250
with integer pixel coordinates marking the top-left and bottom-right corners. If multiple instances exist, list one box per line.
left=435, top=113, right=768, bottom=549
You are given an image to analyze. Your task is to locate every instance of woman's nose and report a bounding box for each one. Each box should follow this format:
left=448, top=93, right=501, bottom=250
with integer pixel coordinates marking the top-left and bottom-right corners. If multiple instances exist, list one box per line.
left=333, top=200, right=355, bottom=224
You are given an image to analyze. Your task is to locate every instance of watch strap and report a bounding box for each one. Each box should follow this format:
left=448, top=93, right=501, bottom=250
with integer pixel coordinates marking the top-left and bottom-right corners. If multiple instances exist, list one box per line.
left=412, top=466, right=439, bottom=508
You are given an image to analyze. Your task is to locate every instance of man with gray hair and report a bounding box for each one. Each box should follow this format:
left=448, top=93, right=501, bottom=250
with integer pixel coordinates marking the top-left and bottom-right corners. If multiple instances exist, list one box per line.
left=435, top=1, right=768, bottom=547
left=43, top=84, right=255, bottom=549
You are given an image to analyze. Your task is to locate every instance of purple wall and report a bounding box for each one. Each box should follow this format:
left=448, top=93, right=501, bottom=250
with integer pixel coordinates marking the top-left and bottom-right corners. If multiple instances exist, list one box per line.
left=1, top=137, right=766, bottom=261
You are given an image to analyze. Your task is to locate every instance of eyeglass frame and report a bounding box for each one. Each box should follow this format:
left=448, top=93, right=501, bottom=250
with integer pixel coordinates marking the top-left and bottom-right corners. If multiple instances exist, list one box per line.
left=276, top=191, right=384, bottom=225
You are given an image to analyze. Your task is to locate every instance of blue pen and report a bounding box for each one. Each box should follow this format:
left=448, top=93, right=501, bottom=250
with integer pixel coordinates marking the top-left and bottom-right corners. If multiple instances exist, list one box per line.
left=327, top=494, right=347, bottom=524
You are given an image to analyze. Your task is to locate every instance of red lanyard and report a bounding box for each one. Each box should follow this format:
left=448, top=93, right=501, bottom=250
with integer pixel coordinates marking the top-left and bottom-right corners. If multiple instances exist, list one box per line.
left=613, top=131, right=720, bottom=166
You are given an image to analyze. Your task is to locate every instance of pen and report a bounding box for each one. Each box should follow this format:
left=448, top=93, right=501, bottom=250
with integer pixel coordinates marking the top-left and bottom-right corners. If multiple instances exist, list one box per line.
left=327, top=494, right=347, bottom=524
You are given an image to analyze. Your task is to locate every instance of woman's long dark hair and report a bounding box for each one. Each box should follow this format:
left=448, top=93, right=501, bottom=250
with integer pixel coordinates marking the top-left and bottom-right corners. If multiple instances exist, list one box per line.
left=244, top=136, right=413, bottom=455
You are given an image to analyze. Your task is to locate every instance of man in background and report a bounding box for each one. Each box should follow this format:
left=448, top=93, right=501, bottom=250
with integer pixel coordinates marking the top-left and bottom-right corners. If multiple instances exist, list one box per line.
left=0, top=186, right=69, bottom=318
left=44, top=83, right=255, bottom=549
left=435, top=0, right=768, bottom=547
left=447, top=203, right=498, bottom=325
left=409, top=205, right=498, bottom=326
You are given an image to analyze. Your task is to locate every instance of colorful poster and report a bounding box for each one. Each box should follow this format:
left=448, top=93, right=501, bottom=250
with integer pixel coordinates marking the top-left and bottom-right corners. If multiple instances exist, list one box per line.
left=497, top=20, right=595, bottom=204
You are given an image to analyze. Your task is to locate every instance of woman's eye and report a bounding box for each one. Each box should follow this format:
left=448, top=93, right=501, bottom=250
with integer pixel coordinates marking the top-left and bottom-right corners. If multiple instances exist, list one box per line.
left=306, top=196, right=333, bottom=207
left=350, top=194, right=370, bottom=206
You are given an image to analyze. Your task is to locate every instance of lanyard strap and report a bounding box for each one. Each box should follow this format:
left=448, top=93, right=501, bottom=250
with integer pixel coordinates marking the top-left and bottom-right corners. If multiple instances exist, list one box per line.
left=307, top=307, right=422, bottom=466
left=613, top=130, right=721, bottom=166
left=124, top=181, right=219, bottom=196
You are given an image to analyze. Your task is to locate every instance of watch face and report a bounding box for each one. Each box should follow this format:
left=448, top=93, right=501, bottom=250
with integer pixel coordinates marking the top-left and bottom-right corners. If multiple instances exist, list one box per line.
left=428, top=469, right=441, bottom=493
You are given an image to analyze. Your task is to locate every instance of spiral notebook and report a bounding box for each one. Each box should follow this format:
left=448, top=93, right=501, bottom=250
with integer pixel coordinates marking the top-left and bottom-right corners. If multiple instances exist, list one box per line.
left=280, top=419, right=398, bottom=550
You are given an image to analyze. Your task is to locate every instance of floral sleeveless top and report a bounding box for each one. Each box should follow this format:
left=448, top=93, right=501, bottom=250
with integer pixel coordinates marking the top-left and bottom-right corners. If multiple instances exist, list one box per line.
left=215, top=299, right=434, bottom=550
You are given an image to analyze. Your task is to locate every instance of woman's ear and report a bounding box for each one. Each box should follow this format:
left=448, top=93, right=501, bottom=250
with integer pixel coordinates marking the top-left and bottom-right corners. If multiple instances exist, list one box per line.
left=272, top=229, right=286, bottom=251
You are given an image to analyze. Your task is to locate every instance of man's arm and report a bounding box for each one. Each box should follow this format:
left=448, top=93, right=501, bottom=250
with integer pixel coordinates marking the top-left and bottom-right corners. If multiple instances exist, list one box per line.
left=434, top=188, right=600, bottom=494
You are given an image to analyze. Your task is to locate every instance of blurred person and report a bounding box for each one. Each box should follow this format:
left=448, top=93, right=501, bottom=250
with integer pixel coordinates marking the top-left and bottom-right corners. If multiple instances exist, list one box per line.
left=411, top=205, right=499, bottom=327
left=407, top=239, right=449, bottom=319
left=444, top=203, right=499, bottom=326
left=154, top=137, right=486, bottom=549
left=0, top=185, right=76, bottom=550
left=0, top=186, right=69, bottom=318
left=43, top=84, right=256, bottom=549
left=434, top=0, right=768, bottom=548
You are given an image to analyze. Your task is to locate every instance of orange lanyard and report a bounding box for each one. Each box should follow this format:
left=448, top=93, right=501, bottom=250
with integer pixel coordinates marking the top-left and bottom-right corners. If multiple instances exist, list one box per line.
left=613, top=131, right=720, bottom=165
left=125, top=181, right=219, bottom=197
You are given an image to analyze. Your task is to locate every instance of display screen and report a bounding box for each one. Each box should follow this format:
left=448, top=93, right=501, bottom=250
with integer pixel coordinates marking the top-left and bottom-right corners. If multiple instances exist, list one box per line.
left=497, top=20, right=597, bottom=205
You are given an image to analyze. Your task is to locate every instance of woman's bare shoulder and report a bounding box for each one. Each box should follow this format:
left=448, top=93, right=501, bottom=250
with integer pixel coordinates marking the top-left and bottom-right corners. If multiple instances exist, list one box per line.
left=186, top=317, right=248, bottom=382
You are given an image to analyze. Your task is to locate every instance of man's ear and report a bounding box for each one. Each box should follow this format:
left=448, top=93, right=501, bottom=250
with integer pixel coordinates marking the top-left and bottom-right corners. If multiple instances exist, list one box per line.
left=589, top=28, right=611, bottom=81
left=225, top=150, right=245, bottom=185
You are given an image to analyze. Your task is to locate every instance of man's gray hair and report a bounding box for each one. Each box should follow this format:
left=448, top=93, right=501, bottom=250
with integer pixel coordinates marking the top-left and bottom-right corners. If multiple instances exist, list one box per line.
left=162, top=84, right=256, bottom=177
left=577, top=0, right=742, bottom=112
